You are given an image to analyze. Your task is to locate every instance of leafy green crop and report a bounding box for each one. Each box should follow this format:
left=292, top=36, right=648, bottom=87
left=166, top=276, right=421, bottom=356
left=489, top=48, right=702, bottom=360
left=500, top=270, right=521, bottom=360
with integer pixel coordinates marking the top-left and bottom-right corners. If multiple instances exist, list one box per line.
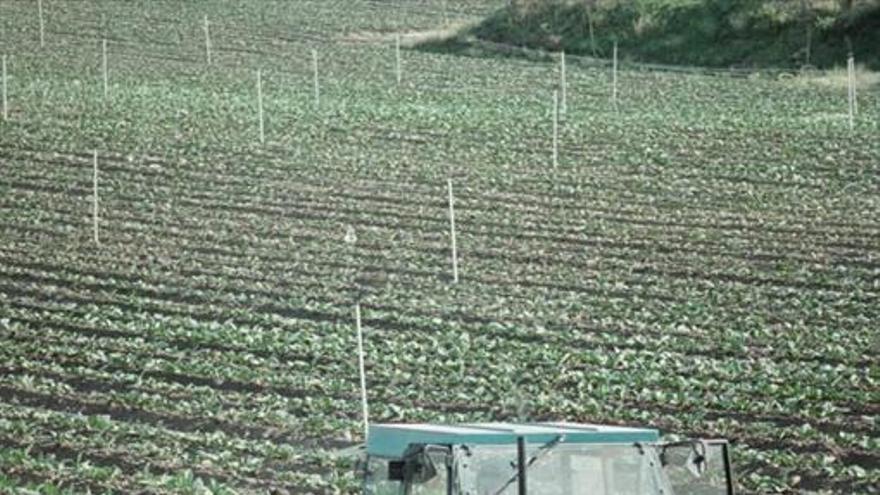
left=0, top=0, right=877, bottom=494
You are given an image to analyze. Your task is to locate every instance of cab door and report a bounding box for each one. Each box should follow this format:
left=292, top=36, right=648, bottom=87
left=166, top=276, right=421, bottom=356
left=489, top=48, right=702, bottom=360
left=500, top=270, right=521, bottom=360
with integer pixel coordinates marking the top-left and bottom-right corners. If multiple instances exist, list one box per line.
left=659, top=440, right=734, bottom=495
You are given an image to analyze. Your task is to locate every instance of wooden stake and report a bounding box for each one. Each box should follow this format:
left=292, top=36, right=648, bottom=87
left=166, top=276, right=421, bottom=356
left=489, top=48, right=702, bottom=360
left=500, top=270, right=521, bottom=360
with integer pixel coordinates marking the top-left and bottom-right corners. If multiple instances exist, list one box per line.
left=560, top=50, right=567, bottom=115
left=395, top=33, right=402, bottom=86
left=312, top=49, right=319, bottom=108
left=587, top=6, right=597, bottom=57
left=847, top=56, right=855, bottom=130
left=37, top=0, right=45, bottom=48
left=2, top=55, right=7, bottom=121
left=93, top=150, right=99, bottom=245
left=256, top=69, right=264, bottom=143
left=355, top=303, right=369, bottom=439
left=800, top=0, right=811, bottom=66
left=448, top=178, right=459, bottom=283
left=102, top=39, right=108, bottom=99
left=612, top=41, right=618, bottom=110
left=851, top=57, right=858, bottom=116
left=553, top=90, right=559, bottom=168
left=805, top=22, right=812, bottom=66
left=204, top=15, right=212, bottom=65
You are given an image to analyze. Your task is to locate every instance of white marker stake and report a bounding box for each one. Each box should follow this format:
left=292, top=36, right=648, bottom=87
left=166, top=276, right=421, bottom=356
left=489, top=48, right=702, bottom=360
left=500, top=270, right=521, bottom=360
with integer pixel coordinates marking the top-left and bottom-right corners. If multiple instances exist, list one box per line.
left=850, top=56, right=858, bottom=116
left=847, top=56, right=854, bottom=130
left=395, top=33, right=402, bottom=86
left=93, top=150, right=99, bottom=245
left=612, top=41, right=618, bottom=110
left=102, top=39, right=108, bottom=99
left=37, top=0, right=45, bottom=48
left=448, top=178, right=459, bottom=283
left=312, top=49, right=319, bottom=108
left=849, top=57, right=854, bottom=125
left=256, top=69, right=264, bottom=144
left=204, top=15, right=212, bottom=65
left=2, top=55, right=7, bottom=121
left=553, top=90, right=559, bottom=168
left=560, top=50, right=567, bottom=115
left=854, top=65, right=859, bottom=116
left=355, top=303, right=369, bottom=439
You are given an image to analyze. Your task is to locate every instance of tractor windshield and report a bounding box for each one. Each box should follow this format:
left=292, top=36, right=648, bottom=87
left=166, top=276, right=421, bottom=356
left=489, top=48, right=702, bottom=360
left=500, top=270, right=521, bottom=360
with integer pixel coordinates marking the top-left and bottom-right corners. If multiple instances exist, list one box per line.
left=363, top=440, right=732, bottom=495
left=458, top=443, right=667, bottom=495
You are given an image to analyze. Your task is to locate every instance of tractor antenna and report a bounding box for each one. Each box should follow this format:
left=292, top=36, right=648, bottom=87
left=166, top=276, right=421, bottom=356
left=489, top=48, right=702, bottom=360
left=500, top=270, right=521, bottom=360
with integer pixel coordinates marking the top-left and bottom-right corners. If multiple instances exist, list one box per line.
left=355, top=303, right=370, bottom=440
left=517, top=436, right=528, bottom=495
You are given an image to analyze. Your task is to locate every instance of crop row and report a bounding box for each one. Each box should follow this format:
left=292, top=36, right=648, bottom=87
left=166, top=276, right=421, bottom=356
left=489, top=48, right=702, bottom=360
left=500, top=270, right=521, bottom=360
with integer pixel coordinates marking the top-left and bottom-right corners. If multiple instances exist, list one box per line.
left=1, top=286, right=875, bottom=435
left=0, top=225, right=874, bottom=363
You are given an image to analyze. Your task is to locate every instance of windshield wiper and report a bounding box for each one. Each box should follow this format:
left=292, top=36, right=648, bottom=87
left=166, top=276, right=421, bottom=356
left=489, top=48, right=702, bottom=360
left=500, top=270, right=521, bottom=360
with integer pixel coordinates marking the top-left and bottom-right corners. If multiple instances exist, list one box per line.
left=490, top=435, right=565, bottom=495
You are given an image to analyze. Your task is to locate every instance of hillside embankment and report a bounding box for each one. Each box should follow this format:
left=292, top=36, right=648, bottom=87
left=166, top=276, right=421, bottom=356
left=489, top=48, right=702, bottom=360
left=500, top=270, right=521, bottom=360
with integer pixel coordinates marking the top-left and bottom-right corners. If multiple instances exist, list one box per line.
left=423, top=0, right=880, bottom=70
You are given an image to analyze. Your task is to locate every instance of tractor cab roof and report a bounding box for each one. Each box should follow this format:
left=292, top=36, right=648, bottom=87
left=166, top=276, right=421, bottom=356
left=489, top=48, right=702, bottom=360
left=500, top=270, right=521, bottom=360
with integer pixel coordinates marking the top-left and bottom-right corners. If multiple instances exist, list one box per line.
left=366, top=422, right=660, bottom=459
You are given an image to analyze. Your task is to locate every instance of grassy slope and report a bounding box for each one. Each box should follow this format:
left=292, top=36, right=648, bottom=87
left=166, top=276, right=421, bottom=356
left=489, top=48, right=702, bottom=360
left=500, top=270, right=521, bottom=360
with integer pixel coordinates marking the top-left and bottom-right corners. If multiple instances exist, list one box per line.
left=454, top=0, right=880, bottom=69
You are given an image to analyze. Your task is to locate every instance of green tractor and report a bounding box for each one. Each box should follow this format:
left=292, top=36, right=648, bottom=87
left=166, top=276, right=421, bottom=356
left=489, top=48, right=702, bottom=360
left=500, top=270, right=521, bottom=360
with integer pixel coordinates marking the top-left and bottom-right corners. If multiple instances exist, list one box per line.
left=357, top=422, right=734, bottom=495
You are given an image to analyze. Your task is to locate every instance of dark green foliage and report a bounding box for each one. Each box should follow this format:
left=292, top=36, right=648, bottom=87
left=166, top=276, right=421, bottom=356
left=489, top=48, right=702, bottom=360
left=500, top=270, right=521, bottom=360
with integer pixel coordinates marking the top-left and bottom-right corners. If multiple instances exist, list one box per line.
left=462, top=0, right=880, bottom=69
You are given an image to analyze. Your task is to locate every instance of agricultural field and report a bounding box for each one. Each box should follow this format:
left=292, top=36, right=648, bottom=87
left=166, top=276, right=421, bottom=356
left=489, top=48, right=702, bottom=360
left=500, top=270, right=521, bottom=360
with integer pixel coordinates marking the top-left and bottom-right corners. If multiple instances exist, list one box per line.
left=0, top=0, right=878, bottom=494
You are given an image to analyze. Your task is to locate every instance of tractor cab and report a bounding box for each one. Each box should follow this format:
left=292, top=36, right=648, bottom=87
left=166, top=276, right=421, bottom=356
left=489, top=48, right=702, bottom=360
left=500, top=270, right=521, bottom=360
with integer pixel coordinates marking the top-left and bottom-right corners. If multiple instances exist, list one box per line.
left=360, top=422, right=734, bottom=495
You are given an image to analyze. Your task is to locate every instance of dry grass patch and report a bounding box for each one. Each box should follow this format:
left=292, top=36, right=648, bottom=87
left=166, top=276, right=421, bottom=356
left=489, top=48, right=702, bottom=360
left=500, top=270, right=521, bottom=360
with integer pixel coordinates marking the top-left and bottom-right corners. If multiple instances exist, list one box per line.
left=340, top=21, right=474, bottom=47
left=785, top=65, right=880, bottom=90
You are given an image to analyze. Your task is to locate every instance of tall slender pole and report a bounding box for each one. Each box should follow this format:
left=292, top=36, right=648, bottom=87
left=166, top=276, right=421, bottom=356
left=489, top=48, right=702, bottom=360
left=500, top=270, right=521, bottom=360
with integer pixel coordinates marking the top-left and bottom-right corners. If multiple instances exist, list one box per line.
left=553, top=90, right=559, bottom=168
left=851, top=56, right=858, bottom=116
left=854, top=70, right=859, bottom=117
left=587, top=6, right=597, bottom=57
left=257, top=69, right=264, bottom=143
left=395, top=33, right=402, bottom=86
left=355, top=303, right=369, bottom=439
left=93, top=150, right=99, bottom=245
left=2, top=55, right=7, bottom=121
left=448, top=178, right=459, bottom=284
left=847, top=56, right=854, bottom=131
left=805, top=22, right=812, bottom=66
left=102, top=39, right=108, bottom=99
left=612, top=41, right=618, bottom=110
left=517, top=437, right=527, bottom=495
left=37, top=0, right=45, bottom=48
left=312, top=49, right=319, bottom=108
left=204, top=15, right=212, bottom=65
left=560, top=50, right=567, bottom=115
